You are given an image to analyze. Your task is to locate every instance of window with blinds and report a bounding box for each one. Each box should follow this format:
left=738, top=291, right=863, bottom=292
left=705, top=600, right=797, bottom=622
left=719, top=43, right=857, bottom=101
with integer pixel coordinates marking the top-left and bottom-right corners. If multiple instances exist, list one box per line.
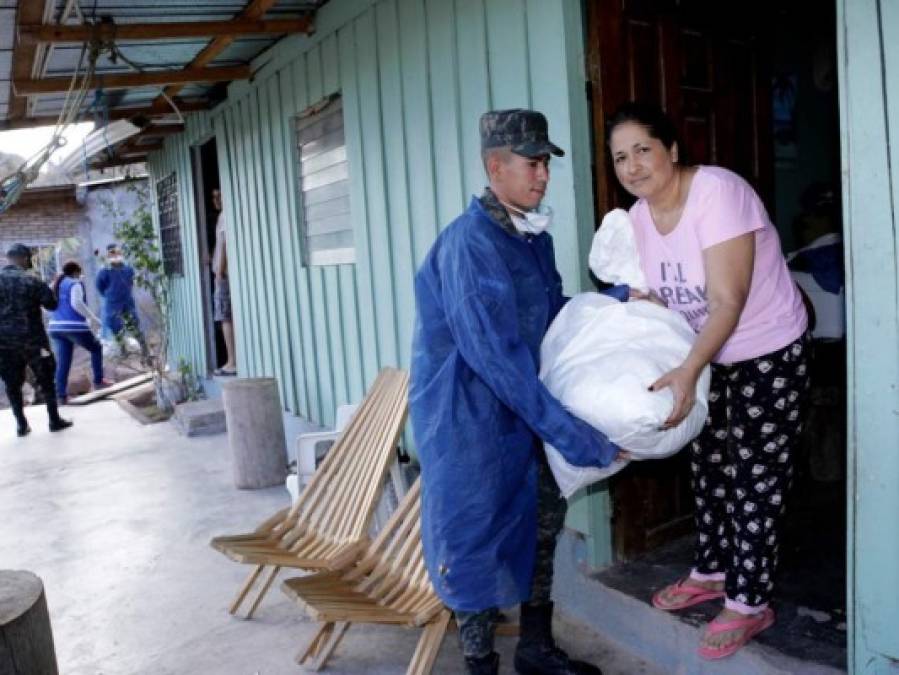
left=295, top=94, right=355, bottom=266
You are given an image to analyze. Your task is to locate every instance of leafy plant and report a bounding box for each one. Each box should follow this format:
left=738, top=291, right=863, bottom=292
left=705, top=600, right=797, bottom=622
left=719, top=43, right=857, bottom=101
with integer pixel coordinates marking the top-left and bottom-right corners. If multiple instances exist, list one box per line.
left=103, top=182, right=183, bottom=411
left=177, top=357, right=204, bottom=402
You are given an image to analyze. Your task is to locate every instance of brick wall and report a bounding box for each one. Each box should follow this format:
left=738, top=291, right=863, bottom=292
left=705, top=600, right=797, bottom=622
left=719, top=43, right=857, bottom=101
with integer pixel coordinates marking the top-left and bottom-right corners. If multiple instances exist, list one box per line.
left=0, top=186, right=87, bottom=268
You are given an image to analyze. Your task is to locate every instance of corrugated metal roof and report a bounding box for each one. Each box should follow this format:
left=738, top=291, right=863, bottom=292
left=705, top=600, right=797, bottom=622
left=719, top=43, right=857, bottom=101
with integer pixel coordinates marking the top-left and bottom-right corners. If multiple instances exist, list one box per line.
left=1, top=0, right=327, bottom=133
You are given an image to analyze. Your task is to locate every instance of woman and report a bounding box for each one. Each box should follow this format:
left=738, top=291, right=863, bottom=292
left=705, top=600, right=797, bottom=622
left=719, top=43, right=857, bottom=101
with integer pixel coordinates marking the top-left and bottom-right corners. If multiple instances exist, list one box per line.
left=49, top=261, right=110, bottom=403
left=606, top=102, right=809, bottom=659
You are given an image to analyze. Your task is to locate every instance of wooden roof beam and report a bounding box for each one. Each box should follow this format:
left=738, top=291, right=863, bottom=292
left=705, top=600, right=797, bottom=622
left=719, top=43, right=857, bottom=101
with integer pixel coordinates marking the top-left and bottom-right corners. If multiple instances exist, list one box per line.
left=0, top=99, right=209, bottom=131
left=14, top=65, right=250, bottom=95
left=8, top=1, right=47, bottom=121
left=121, top=142, right=162, bottom=155
left=18, top=17, right=313, bottom=45
left=135, top=123, right=185, bottom=136
left=154, top=0, right=282, bottom=105
left=89, top=156, right=149, bottom=170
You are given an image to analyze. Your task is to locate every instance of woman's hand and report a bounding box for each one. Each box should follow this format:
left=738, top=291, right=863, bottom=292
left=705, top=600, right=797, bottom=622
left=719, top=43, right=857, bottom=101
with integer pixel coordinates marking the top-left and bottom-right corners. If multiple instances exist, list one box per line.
left=629, top=288, right=667, bottom=307
left=650, top=365, right=702, bottom=428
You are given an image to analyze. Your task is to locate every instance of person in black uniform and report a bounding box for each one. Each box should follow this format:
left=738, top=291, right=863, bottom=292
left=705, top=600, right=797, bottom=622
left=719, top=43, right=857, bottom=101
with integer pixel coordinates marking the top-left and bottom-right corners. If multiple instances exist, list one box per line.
left=0, top=243, right=73, bottom=437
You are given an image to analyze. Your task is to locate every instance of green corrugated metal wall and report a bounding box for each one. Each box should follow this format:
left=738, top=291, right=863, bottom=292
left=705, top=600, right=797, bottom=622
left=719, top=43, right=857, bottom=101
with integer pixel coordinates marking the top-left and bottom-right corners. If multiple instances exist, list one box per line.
left=150, top=0, right=596, bottom=430
left=150, top=110, right=216, bottom=377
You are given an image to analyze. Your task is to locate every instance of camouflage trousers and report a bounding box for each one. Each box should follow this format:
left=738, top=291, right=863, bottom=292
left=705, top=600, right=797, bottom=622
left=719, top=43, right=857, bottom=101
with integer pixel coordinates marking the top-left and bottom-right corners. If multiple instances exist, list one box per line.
left=455, top=453, right=567, bottom=658
left=0, top=347, right=57, bottom=426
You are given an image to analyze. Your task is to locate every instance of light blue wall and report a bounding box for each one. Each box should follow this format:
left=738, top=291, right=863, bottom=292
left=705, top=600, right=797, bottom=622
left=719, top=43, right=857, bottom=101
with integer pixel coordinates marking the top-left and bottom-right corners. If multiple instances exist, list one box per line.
left=149, top=0, right=596, bottom=427
left=148, top=110, right=216, bottom=377
left=837, top=0, right=899, bottom=671
left=148, top=0, right=609, bottom=557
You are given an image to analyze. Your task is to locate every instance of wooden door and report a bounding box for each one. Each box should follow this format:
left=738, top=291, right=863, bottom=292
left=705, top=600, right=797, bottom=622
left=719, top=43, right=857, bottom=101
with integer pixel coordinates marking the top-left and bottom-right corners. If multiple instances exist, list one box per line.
left=585, top=0, right=775, bottom=560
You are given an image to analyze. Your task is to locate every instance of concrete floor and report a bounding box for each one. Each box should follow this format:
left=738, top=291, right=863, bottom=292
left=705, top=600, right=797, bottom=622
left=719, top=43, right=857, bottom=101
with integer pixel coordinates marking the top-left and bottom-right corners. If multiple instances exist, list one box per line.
left=0, top=401, right=661, bottom=675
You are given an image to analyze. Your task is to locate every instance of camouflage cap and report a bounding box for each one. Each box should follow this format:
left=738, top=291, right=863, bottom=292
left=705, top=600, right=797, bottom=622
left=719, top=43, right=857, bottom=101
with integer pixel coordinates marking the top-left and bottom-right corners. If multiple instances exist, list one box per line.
left=480, top=109, right=565, bottom=158
left=6, top=243, right=31, bottom=259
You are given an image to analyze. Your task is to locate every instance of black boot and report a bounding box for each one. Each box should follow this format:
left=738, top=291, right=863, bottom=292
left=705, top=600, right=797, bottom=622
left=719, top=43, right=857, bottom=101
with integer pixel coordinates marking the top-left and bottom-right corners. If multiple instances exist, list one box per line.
left=10, top=399, right=30, bottom=437
left=514, top=602, right=602, bottom=675
left=47, top=399, right=73, bottom=432
left=465, top=652, right=499, bottom=675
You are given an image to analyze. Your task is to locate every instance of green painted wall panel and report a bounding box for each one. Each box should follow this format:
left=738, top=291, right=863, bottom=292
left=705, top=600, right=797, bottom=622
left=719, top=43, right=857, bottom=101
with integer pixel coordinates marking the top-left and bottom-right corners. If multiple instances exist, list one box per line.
left=838, top=0, right=899, bottom=669
left=260, top=74, right=298, bottom=411
left=285, top=59, right=325, bottom=423
left=455, top=0, right=491, bottom=199
left=485, top=0, right=531, bottom=108
left=425, top=0, right=466, bottom=228
left=223, top=105, right=257, bottom=379
left=355, top=10, right=402, bottom=370
left=264, top=72, right=305, bottom=414
left=150, top=0, right=599, bottom=456
left=376, top=0, right=417, bottom=370
left=397, top=0, right=440, bottom=265
left=337, top=23, right=381, bottom=389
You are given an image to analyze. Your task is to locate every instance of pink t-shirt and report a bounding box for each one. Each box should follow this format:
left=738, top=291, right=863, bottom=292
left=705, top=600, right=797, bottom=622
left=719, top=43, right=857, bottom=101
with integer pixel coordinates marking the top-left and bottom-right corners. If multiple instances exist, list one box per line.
left=630, top=166, right=807, bottom=363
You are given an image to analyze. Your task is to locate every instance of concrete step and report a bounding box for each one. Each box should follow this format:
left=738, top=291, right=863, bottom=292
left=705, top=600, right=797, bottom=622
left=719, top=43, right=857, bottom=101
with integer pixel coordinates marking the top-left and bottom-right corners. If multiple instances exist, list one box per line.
left=172, top=398, right=226, bottom=436
left=554, top=532, right=846, bottom=675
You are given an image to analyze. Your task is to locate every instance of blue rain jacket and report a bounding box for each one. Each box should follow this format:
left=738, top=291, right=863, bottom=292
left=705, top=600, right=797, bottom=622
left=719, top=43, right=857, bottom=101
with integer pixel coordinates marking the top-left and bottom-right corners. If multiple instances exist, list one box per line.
left=410, top=197, right=626, bottom=612
left=96, top=264, right=139, bottom=336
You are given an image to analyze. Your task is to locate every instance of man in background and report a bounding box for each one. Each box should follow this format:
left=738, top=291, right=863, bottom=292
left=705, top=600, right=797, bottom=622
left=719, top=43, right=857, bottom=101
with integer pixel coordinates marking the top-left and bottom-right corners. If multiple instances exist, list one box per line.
left=96, top=242, right=141, bottom=341
left=0, top=243, right=72, bottom=436
left=211, top=188, right=237, bottom=375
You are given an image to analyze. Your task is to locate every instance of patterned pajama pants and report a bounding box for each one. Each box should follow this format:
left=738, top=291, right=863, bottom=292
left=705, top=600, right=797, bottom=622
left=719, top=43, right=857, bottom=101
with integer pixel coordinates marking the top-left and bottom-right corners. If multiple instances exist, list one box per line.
left=690, top=335, right=810, bottom=613
left=456, top=453, right=567, bottom=658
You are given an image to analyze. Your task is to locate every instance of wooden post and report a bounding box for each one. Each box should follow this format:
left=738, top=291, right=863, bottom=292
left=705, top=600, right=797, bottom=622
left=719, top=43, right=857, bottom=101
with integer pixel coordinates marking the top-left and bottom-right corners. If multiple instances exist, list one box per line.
left=0, top=570, right=59, bottom=675
left=222, top=378, right=288, bottom=489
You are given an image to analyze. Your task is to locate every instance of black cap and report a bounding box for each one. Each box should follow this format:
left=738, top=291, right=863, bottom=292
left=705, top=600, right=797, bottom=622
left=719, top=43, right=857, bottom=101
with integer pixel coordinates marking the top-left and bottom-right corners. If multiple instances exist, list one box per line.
left=106, top=243, right=119, bottom=252
left=6, top=243, right=31, bottom=259
left=480, top=109, right=565, bottom=158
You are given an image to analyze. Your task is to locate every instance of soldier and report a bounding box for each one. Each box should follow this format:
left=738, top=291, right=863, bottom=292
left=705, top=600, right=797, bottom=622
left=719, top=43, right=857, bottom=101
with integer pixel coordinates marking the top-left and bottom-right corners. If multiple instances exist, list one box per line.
left=0, top=243, right=73, bottom=437
left=410, top=110, right=628, bottom=675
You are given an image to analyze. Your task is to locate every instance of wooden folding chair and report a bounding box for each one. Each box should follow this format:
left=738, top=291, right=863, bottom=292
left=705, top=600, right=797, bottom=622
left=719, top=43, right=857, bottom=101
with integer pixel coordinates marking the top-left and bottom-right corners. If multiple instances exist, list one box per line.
left=210, top=367, right=409, bottom=618
left=281, top=478, right=452, bottom=674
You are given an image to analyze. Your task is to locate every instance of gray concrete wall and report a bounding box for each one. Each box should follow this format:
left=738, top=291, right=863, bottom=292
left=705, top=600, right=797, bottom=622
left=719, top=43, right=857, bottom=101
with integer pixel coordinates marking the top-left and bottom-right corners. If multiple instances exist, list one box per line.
left=81, top=178, right=156, bottom=333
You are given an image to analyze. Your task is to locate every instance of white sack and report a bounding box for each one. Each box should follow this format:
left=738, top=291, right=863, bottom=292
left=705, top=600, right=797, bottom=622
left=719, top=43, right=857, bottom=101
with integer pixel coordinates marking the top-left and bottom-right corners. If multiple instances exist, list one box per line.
left=540, top=293, right=711, bottom=497
left=589, top=208, right=649, bottom=292
left=101, top=335, right=141, bottom=359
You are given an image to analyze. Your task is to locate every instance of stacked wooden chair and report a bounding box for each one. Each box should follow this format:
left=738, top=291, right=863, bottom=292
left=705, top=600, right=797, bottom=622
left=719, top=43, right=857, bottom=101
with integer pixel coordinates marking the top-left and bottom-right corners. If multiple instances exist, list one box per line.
left=281, top=478, right=453, bottom=674
left=210, top=367, right=409, bottom=619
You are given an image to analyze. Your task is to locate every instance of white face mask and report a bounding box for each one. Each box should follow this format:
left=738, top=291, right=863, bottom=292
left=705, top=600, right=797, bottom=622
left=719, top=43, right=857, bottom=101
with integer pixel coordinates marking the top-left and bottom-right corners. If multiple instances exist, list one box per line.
left=504, top=202, right=554, bottom=235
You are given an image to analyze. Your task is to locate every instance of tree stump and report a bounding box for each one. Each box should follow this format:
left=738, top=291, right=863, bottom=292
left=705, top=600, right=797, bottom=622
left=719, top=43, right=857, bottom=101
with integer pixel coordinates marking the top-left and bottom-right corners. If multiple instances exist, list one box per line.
left=222, top=377, right=288, bottom=489
left=0, top=571, right=59, bottom=675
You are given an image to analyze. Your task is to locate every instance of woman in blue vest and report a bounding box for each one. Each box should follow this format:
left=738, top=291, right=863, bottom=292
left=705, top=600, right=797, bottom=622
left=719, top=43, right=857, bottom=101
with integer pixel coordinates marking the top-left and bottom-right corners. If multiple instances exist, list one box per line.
left=49, top=261, right=109, bottom=403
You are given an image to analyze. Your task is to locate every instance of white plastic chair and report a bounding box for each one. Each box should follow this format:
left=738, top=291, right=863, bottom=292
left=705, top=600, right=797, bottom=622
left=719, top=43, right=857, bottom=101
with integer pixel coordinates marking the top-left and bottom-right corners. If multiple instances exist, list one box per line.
left=285, top=403, right=408, bottom=531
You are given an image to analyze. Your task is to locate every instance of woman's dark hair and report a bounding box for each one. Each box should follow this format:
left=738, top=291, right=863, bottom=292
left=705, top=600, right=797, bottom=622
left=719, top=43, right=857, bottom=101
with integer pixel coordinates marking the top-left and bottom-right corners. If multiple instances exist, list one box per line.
left=52, top=260, right=82, bottom=294
left=605, top=101, right=679, bottom=151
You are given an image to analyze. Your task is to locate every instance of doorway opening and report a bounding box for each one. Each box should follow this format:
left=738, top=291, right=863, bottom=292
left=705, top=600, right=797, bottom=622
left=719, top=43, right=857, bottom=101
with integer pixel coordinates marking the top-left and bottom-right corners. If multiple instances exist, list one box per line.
left=585, top=0, right=845, bottom=668
left=190, top=137, right=224, bottom=375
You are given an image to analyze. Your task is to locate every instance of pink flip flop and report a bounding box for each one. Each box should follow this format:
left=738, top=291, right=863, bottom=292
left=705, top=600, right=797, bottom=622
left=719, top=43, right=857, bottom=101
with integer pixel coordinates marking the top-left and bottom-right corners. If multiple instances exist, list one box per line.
left=651, top=578, right=725, bottom=611
left=697, top=607, right=775, bottom=660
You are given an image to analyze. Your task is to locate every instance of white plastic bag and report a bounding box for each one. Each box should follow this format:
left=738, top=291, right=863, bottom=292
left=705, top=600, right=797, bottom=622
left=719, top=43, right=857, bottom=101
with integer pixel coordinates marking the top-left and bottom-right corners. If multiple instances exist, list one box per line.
left=101, top=335, right=141, bottom=360
left=540, top=293, right=711, bottom=497
left=589, top=209, right=649, bottom=292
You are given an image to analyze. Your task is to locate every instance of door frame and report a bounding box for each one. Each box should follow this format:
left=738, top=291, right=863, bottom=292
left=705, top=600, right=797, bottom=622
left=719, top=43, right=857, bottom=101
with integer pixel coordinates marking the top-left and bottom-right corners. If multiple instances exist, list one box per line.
left=189, top=139, right=217, bottom=377
left=836, top=0, right=899, bottom=670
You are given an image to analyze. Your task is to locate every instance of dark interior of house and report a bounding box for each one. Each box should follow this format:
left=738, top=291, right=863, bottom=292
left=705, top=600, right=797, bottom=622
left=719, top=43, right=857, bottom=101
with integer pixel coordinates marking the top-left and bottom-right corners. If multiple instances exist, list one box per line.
left=592, top=1, right=846, bottom=668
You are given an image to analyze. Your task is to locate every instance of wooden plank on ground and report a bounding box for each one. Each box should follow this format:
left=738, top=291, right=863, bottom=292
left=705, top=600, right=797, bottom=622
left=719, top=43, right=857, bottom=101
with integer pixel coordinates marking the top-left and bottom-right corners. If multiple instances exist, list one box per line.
left=68, top=372, right=153, bottom=405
